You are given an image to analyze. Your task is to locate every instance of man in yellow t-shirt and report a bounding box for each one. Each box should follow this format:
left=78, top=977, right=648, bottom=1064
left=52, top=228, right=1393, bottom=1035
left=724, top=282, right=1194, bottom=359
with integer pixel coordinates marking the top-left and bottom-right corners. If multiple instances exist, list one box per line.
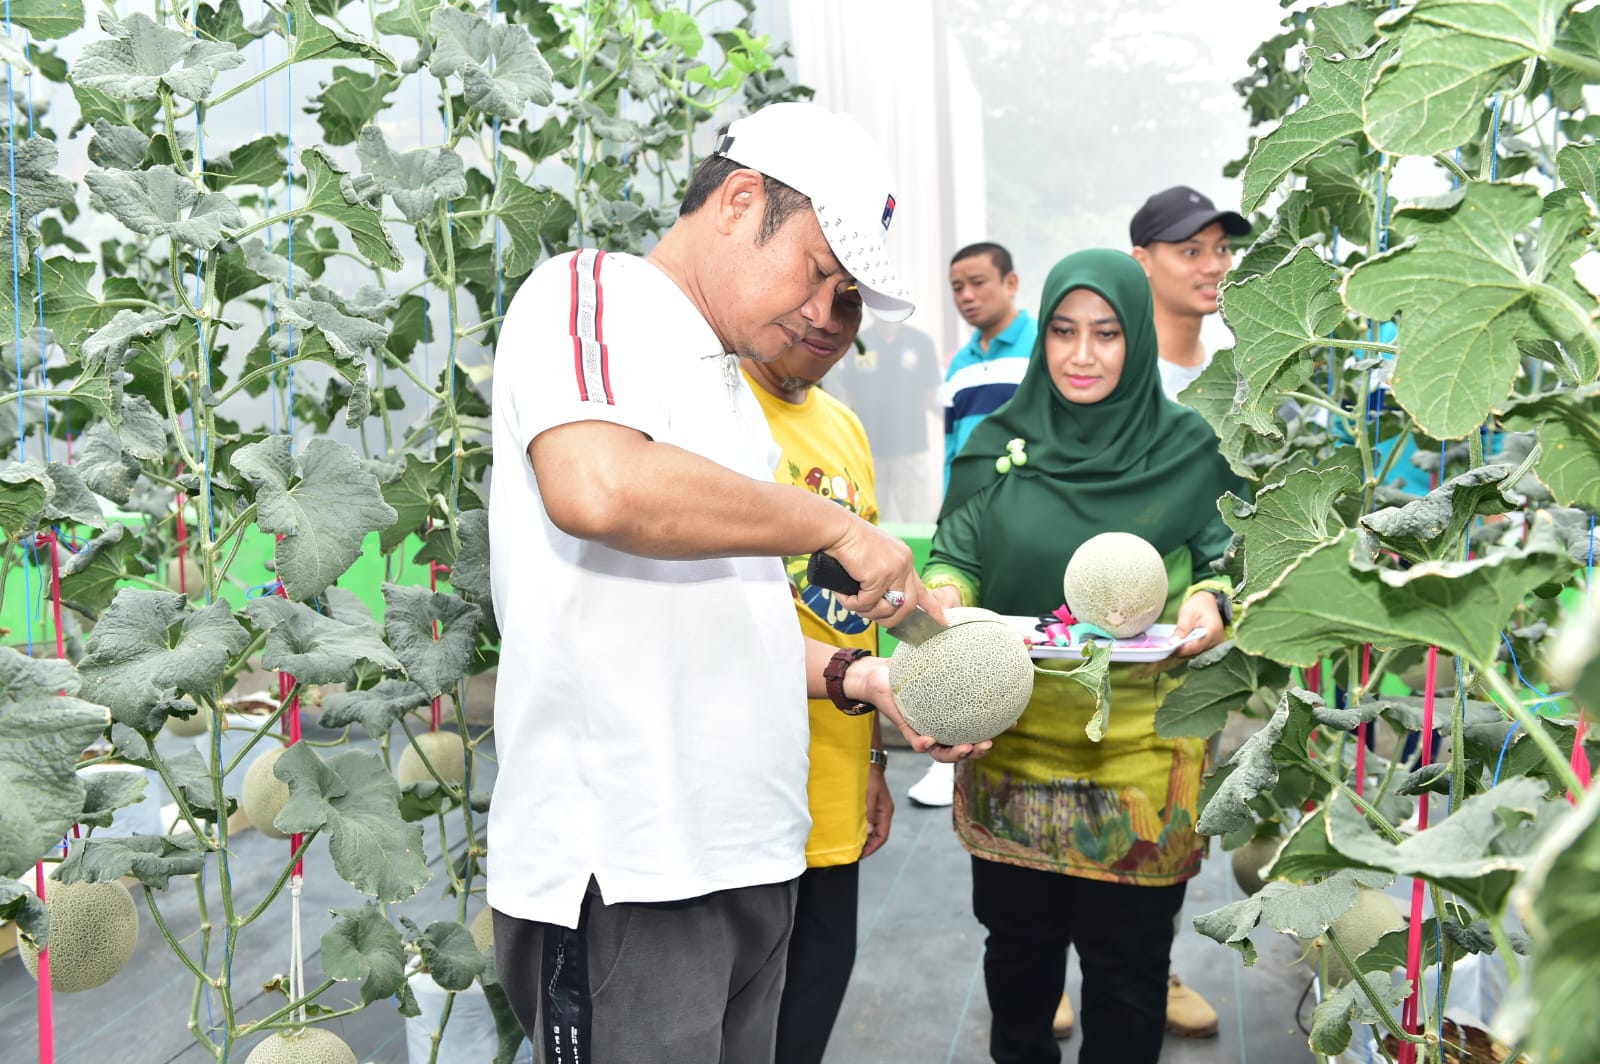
left=743, top=285, right=892, bottom=1064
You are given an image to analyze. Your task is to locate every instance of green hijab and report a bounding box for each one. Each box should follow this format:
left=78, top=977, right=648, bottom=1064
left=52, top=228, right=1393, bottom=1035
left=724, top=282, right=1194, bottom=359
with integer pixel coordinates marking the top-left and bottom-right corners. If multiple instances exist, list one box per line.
left=936, top=248, right=1242, bottom=615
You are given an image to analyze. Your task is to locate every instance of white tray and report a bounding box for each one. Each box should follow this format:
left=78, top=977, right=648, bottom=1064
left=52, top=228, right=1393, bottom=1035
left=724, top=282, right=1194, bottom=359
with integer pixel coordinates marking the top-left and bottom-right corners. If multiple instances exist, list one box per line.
left=999, top=617, right=1207, bottom=663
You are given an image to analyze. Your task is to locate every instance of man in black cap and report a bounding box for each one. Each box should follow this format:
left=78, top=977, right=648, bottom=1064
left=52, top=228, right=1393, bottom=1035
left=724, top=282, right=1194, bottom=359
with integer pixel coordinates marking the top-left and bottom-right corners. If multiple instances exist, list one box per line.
left=1130, top=186, right=1251, bottom=399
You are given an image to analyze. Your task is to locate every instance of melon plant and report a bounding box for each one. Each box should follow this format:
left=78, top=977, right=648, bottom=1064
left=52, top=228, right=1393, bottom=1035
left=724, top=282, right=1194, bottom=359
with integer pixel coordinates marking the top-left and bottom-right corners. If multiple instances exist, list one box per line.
left=1230, top=833, right=1280, bottom=897
left=1318, top=888, right=1407, bottom=987
left=1062, top=532, right=1168, bottom=638
left=243, top=1027, right=359, bottom=1064
left=20, top=880, right=139, bottom=993
left=889, top=607, right=1035, bottom=745
left=0, top=0, right=807, bottom=1059
left=470, top=905, right=496, bottom=953
left=1149, top=1, right=1600, bottom=1059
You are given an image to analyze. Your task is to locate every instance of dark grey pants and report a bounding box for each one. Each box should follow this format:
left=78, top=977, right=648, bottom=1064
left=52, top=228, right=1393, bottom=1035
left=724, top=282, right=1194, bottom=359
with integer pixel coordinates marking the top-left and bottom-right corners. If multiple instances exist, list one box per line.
left=494, top=877, right=799, bottom=1064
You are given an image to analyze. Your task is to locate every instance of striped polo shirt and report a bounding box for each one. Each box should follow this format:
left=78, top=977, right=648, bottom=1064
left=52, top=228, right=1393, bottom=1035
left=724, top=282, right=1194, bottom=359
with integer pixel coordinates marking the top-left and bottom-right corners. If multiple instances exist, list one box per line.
left=941, top=309, right=1036, bottom=488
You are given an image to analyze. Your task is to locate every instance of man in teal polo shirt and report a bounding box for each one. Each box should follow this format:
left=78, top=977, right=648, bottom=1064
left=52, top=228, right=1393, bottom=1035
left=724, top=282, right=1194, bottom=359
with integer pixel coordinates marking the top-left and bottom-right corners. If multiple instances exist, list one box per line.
left=940, top=242, right=1035, bottom=489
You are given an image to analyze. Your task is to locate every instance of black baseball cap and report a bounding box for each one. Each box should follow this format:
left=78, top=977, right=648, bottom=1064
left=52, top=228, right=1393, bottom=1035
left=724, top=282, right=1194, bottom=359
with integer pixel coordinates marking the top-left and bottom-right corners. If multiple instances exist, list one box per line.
left=1129, top=186, right=1250, bottom=246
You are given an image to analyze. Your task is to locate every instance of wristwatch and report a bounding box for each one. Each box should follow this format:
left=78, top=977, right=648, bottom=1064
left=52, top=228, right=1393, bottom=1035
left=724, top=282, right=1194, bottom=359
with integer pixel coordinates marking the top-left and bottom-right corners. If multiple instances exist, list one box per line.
left=824, top=648, right=874, bottom=716
left=1209, top=588, right=1235, bottom=626
left=868, top=748, right=889, bottom=770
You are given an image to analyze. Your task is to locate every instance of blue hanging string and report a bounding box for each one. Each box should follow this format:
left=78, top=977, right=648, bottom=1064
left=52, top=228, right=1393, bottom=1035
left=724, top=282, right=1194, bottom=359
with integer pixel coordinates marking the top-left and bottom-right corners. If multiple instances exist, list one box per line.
left=1327, top=227, right=1339, bottom=398
left=23, top=37, right=45, bottom=463
left=283, top=9, right=295, bottom=441
left=6, top=1, right=25, bottom=469
left=1489, top=94, right=1503, bottom=182
left=417, top=75, right=432, bottom=456
left=260, top=5, right=278, bottom=436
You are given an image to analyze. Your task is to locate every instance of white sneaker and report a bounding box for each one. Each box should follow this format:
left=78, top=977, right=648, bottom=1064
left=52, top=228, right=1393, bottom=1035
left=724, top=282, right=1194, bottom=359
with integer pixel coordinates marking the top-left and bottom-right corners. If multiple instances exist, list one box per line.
left=908, top=761, right=955, bottom=807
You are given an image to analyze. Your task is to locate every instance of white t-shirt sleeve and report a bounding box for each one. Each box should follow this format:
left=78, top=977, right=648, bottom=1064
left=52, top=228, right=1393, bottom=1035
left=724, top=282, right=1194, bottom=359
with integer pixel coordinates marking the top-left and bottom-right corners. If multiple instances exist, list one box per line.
left=498, top=249, right=670, bottom=454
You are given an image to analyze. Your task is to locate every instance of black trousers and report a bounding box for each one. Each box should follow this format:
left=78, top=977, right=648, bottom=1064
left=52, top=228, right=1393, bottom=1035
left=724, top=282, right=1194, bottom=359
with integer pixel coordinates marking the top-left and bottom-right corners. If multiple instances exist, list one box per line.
left=971, top=856, right=1186, bottom=1064
left=774, top=862, right=860, bottom=1064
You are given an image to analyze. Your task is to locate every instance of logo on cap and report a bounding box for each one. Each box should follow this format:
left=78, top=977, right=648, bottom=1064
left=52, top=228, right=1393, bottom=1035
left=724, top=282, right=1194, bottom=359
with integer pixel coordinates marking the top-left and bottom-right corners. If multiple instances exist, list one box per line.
left=881, top=194, right=896, bottom=231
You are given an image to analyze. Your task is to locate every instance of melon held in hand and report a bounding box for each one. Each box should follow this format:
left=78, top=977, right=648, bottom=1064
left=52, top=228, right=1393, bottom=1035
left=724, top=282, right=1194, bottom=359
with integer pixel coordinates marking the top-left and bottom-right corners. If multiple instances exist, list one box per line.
left=888, top=607, right=1034, bottom=746
left=1062, top=532, right=1168, bottom=639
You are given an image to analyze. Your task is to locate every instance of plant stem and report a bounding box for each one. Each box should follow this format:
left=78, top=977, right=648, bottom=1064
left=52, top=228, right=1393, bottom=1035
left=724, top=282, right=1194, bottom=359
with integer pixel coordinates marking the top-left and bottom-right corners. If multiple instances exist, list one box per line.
left=238, top=836, right=316, bottom=926
left=1324, top=927, right=1426, bottom=1045
left=1304, top=759, right=1407, bottom=844
left=142, top=885, right=213, bottom=984
left=214, top=353, right=324, bottom=405
left=1432, top=153, right=1473, bottom=185
left=427, top=990, right=458, bottom=1064
left=208, top=59, right=297, bottom=109
left=1481, top=667, right=1584, bottom=795
left=1546, top=44, right=1600, bottom=83
left=238, top=978, right=336, bottom=1035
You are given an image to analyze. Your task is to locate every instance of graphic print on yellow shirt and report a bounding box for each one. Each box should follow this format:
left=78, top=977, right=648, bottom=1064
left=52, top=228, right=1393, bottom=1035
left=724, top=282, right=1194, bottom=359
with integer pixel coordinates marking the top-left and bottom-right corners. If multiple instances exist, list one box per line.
left=745, top=372, right=879, bottom=868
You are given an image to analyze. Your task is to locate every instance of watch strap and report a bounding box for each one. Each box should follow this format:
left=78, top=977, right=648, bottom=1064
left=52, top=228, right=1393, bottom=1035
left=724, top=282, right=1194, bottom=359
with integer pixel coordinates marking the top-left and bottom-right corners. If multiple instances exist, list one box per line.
left=824, top=648, right=873, bottom=716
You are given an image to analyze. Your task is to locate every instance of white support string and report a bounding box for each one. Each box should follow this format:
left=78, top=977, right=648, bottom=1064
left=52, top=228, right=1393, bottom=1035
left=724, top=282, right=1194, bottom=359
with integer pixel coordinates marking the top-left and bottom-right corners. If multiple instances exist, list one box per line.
left=290, top=874, right=307, bottom=1025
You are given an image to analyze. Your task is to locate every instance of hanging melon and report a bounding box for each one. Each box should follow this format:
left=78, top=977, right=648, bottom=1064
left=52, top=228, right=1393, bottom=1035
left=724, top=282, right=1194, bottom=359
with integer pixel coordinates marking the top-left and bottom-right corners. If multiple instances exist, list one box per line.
left=1317, top=887, right=1406, bottom=985
left=242, top=744, right=294, bottom=840
left=397, top=730, right=468, bottom=788
left=244, top=1027, right=359, bottom=1064
left=1230, top=834, right=1281, bottom=896
left=470, top=906, right=495, bottom=953
left=1062, top=532, right=1168, bottom=638
left=20, top=879, right=139, bottom=992
left=888, top=607, right=1034, bottom=746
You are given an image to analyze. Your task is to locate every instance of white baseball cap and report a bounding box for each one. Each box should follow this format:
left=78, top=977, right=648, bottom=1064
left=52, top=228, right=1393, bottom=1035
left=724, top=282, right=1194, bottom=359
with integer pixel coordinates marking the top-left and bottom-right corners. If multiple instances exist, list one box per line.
left=713, top=102, right=915, bottom=322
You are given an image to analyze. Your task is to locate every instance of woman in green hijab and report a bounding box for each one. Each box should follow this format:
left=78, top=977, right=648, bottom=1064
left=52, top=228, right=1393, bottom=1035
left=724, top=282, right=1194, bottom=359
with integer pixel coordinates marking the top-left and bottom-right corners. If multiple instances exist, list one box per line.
left=924, top=249, right=1242, bottom=1064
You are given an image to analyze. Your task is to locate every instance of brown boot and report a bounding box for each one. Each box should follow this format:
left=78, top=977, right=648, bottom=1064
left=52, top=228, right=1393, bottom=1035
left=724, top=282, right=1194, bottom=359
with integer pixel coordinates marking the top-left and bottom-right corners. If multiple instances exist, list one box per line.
left=1165, top=973, right=1219, bottom=1037
left=1051, top=991, right=1075, bottom=1039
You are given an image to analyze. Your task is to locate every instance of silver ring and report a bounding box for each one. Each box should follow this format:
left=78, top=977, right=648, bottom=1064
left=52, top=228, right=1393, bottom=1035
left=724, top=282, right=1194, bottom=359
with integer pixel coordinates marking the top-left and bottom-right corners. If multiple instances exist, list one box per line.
left=883, top=590, right=906, bottom=608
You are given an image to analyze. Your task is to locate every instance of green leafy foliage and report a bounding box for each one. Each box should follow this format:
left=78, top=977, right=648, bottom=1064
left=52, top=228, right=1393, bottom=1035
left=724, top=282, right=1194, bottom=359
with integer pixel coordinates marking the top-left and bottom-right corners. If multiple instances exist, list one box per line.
left=430, top=7, right=555, bottom=119
left=381, top=583, right=483, bottom=697
left=245, top=595, right=402, bottom=683
left=72, top=12, right=244, bottom=102
left=0, top=687, right=110, bottom=878
left=1221, top=465, right=1361, bottom=594
left=415, top=918, right=485, bottom=990
left=317, top=678, right=432, bottom=739
left=1156, top=642, right=1291, bottom=739
left=1241, top=47, right=1383, bottom=212
left=273, top=743, right=430, bottom=902
left=56, top=833, right=208, bottom=889
left=322, top=902, right=408, bottom=1004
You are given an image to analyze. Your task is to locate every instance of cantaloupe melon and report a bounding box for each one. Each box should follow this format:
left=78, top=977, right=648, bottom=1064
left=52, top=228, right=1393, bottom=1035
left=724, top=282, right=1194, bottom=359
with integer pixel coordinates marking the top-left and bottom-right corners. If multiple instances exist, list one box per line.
left=397, top=730, right=467, bottom=789
left=242, top=744, right=293, bottom=840
left=166, top=556, right=205, bottom=601
left=20, top=879, right=139, bottom=992
left=888, top=607, right=1034, bottom=746
left=1230, top=834, right=1280, bottom=896
left=1062, top=532, right=1168, bottom=639
left=469, top=906, right=494, bottom=953
left=163, top=701, right=209, bottom=738
left=244, top=1027, right=359, bottom=1064
left=1318, top=887, right=1406, bottom=985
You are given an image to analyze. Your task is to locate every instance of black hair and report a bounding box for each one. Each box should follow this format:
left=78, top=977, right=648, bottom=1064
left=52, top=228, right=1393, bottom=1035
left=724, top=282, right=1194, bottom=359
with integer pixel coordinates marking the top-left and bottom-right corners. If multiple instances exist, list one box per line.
left=949, top=241, right=1014, bottom=277
left=678, top=154, right=811, bottom=244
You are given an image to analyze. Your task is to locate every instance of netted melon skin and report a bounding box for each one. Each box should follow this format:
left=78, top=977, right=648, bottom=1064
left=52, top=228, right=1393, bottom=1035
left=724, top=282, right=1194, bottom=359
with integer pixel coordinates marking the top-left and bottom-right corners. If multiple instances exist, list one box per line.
left=889, top=612, right=1033, bottom=745
left=397, top=730, right=467, bottom=788
left=469, top=906, right=495, bottom=953
left=1230, top=835, right=1280, bottom=896
left=20, top=880, right=139, bottom=992
left=244, top=1027, right=359, bottom=1064
left=1320, top=888, right=1406, bottom=985
left=1062, top=532, right=1168, bottom=639
left=242, top=744, right=293, bottom=839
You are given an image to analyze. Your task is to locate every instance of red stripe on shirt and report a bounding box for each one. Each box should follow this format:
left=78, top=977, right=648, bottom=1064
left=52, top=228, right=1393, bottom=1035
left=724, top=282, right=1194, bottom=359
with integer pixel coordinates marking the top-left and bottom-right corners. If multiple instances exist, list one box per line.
left=568, top=252, right=589, bottom=401
left=592, top=250, right=614, bottom=404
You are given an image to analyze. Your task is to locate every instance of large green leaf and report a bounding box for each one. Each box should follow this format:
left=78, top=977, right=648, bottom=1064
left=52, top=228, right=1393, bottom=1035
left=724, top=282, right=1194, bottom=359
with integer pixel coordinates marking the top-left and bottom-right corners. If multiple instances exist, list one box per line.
left=86, top=166, right=244, bottom=250
left=1318, top=778, right=1548, bottom=913
left=429, top=7, right=554, bottom=120
left=1235, top=521, right=1570, bottom=668
left=72, top=12, right=244, bottom=102
left=451, top=508, right=492, bottom=603
left=306, top=66, right=402, bottom=147
left=78, top=591, right=250, bottom=733
left=378, top=454, right=433, bottom=555
left=1499, top=384, right=1600, bottom=511
left=300, top=148, right=403, bottom=271
left=1221, top=464, right=1360, bottom=595
left=1344, top=183, right=1594, bottom=440
left=1309, top=972, right=1412, bottom=1055
left=209, top=134, right=287, bottom=190
left=1506, top=783, right=1600, bottom=1062
left=1303, top=142, right=1382, bottom=241
left=284, top=0, right=395, bottom=68
left=1156, top=642, right=1291, bottom=739
left=491, top=162, right=573, bottom=277
left=322, top=902, right=408, bottom=1005
left=76, top=768, right=148, bottom=829
left=1219, top=246, right=1344, bottom=435
left=273, top=291, right=388, bottom=365
left=1358, top=463, right=1515, bottom=562
left=382, top=583, right=482, bottom=698
left=1177, top=347, right=1273, bottom=479
left=245, top=595, right=401, bottom=683
left=73, top=422, right=142, bottom=505
left=1364, top=0, right=1564, bottom=156
left=59, top=524, right=150, bottom=618
left=232, top=436, right=398, bottom=601
left=1241, top=47, right=1383, bottom=212
left=0, top=463, right=50, bottom=539
left=274, top=743, right=429, bottom=902
left=1558, top=140, right=1600, bottom=203
left=195, top=0, right=275, bottom=48
left=42, top=461, right=107, bottom=528
left=0, top=137, right=76, bottom=247
left=55, top=833, right=207, bottom=889
left=0, top=645, right=78, bottom=701
left=0, top=880, right=47, bottom=945
left=415, top=919, right=485, bottom=991
left=1193, top=867, right=1392, bottom=964
left=373, top=0, right=441, bottom=40
left=7, top=0, right=85, bottom=39
left=0, top=695, right=113, bottom=879
left=317, top=678, right=432, bottom=740
left=37, top=257, right=114, bottom=349
left=1311, top=2, right=1378, bottom=58
left=353, top=126, right=466, bottom=224
left=1196, top=689, right=1318, bottom=836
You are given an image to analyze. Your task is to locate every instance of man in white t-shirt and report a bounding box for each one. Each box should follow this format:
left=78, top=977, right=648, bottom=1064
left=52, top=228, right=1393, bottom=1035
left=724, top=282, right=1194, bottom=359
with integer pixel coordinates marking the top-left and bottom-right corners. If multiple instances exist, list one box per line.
left=1129, top=186, right=1250, bottom=400
left=487, top=102, right=986, bottom=1064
